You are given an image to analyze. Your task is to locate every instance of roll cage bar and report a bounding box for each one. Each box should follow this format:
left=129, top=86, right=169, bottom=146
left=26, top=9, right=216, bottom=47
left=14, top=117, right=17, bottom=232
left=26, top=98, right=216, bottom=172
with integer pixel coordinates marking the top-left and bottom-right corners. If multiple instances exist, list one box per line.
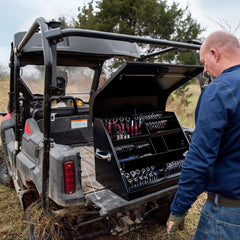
left=10, top=17, right=202, bottom=213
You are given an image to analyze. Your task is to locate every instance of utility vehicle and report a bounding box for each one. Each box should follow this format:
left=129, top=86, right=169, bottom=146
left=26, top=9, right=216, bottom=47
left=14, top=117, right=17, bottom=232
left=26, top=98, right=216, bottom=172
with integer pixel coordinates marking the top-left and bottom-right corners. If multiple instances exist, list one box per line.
left=0, top=17, right=203, bottom=239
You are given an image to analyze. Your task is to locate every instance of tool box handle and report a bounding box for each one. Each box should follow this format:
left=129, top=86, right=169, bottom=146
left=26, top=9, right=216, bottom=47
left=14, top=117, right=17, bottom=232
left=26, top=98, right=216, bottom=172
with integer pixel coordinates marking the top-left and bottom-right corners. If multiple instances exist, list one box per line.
left=95, top=148, right=112, bottom=162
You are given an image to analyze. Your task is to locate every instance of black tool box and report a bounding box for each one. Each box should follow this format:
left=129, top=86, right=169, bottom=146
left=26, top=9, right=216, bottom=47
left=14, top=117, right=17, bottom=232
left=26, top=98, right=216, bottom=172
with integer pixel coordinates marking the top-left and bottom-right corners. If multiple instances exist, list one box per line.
left=90, top=61, right=203, bottom=200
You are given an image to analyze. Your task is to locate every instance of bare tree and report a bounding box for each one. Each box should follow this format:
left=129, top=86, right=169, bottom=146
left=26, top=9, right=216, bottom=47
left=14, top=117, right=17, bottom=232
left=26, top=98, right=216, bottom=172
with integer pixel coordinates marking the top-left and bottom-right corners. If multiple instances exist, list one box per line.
left=207, top=16, right=240, bottom=34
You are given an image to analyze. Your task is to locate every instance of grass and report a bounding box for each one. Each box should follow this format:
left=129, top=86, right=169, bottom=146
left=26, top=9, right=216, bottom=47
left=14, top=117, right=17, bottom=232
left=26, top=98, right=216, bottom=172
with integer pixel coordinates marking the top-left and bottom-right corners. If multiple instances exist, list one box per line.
left=0, top=185, right=28, bottom=239
left=0, top=182, right=206, bottom=240
left=0, top=78, right=206, bottom=239
left=0, top=78, right=9, bottom=114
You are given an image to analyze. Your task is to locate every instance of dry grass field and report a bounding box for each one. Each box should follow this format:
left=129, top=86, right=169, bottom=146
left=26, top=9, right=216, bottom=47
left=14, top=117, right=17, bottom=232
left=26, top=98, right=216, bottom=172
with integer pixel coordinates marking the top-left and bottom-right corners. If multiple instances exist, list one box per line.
left=0, top=77, right=206, bottom=240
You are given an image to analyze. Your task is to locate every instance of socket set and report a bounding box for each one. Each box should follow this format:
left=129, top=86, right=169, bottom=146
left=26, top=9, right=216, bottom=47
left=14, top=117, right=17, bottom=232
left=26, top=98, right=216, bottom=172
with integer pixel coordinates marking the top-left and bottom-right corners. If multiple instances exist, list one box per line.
left=114, top=140, right=154, bottom=162
left=145, top=120, right=168, bottom=132
left=142, top=112, right=179, bottom=133
left=122, top=160, right=184, bottom=189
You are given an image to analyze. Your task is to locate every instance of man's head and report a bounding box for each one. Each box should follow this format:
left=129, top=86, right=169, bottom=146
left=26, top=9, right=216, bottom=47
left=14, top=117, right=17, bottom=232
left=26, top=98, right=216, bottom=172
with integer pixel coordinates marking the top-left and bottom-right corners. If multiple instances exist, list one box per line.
left=200, top=30, right=240, bottom=79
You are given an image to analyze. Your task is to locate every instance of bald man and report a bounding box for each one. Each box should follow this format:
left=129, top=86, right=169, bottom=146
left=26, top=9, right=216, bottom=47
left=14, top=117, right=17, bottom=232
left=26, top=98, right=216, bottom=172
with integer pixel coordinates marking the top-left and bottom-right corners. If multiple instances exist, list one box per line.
left=166, top=30, right=240, bottom=240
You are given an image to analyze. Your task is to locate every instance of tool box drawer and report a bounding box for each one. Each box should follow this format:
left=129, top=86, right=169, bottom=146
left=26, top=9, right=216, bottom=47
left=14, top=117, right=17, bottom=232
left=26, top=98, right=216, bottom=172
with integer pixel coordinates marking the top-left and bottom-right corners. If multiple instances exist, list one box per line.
left=90, top=61, right=203, bottom=200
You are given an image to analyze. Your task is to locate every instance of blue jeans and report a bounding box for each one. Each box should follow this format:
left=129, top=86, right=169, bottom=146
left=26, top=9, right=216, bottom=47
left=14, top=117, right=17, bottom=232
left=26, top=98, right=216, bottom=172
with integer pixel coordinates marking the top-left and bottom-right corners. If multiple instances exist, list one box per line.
left=193, top=199, right=240, bottom=240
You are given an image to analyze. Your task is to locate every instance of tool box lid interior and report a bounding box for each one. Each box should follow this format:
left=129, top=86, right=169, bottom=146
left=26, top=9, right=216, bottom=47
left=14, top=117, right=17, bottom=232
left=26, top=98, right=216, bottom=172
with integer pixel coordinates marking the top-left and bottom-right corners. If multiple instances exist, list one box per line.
left=90, top=61, right=203, bottom=119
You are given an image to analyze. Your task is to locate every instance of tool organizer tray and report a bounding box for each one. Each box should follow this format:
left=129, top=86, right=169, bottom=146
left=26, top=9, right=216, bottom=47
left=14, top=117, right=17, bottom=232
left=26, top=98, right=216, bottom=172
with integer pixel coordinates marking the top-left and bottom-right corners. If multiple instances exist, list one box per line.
left=90, top=61, right=203, bottom=200
left=93, top=111, right=188, bottom=200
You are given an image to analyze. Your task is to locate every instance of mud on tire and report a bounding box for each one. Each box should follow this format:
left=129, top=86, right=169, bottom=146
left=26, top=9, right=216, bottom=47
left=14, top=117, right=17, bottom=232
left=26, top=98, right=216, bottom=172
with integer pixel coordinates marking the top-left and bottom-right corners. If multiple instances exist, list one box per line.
left=0, top=146, right=13, bottom=187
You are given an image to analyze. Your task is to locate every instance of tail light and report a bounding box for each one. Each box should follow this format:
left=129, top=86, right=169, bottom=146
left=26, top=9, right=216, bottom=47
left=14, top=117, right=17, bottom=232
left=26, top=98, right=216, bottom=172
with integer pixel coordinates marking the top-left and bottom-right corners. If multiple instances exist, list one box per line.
left=63, top=161, right=76, bottom=194
left=24, top=122, right=31, bottom=135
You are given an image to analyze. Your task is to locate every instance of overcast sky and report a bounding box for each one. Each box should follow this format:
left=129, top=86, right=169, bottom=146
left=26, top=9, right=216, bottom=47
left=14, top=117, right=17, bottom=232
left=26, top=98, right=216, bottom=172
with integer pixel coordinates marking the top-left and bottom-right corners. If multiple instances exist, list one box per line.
left=1, top=0, right=240, bottom=67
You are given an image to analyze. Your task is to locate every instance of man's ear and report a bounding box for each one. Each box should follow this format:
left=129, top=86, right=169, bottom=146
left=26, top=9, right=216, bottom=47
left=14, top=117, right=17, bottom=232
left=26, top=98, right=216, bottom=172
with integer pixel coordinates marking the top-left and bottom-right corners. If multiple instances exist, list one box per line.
left=210, top=48, right=220, bottom=62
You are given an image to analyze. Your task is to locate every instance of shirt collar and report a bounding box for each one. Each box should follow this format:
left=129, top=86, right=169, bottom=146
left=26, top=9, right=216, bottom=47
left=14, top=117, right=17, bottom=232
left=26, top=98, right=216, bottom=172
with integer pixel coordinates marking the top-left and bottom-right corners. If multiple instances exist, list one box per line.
left=223, top=64, right=240, bottom=73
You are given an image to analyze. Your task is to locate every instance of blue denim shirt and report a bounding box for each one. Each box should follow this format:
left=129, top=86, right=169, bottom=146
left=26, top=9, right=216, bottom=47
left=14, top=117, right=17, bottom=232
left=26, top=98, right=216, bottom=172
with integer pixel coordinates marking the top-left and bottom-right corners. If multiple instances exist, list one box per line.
left=171, top=65, right=240, bottom=216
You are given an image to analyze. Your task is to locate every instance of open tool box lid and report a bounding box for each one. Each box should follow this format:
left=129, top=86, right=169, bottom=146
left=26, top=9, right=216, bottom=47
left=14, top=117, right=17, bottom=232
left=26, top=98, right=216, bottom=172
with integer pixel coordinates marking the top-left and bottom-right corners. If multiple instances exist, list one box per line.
left=90, top=61, right=203, bottom=119
left=90, top=61, right=203, bottom=200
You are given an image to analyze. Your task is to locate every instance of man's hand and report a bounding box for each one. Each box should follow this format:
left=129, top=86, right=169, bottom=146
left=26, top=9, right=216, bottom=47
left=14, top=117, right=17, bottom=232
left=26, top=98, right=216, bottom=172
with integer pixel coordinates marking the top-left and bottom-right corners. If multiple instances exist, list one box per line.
left=166, top=213, right=185, bottom=239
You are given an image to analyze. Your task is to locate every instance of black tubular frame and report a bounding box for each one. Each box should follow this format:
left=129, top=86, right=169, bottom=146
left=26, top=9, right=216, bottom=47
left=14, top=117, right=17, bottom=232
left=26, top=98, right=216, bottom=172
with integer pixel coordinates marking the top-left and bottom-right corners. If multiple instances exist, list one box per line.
left=12, top=17, right=202, bottom=213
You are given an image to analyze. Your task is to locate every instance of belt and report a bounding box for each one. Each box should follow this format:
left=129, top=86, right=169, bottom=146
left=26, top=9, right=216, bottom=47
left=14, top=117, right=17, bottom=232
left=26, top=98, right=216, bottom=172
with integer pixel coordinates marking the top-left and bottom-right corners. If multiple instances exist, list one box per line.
left=208, top=193, right=240, bottom=208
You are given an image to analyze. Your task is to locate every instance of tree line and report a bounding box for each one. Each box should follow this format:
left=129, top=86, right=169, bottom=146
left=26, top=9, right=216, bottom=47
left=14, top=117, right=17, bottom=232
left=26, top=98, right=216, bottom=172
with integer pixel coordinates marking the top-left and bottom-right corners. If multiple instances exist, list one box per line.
left=62, top=0, right=204, bottom=103
left=61, top=0, right=204, bottom=65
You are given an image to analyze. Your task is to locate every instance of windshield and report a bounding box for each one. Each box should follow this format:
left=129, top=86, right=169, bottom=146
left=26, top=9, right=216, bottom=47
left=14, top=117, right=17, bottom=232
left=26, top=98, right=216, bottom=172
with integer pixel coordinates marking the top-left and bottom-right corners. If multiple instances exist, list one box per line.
left=21, top=65, right=95, bottom=102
